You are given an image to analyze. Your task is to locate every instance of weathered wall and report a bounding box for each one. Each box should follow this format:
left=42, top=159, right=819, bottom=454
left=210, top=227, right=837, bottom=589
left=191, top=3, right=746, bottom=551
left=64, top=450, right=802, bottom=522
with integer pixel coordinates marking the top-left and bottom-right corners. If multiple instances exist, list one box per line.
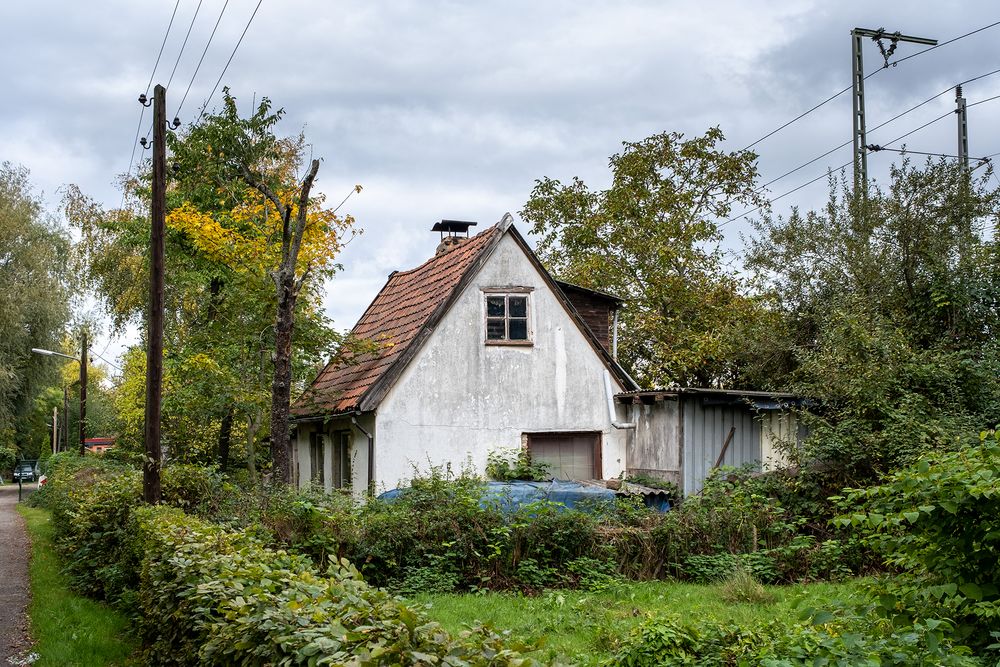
left=294, top=416, right=374, bottom=501
left=682, top=398, right=761, bottom=495
left=760, top=411, right=796, bottom=471
left=625, top=399, right=682, bottom=488
left=375, top=232, right=629, bottom=491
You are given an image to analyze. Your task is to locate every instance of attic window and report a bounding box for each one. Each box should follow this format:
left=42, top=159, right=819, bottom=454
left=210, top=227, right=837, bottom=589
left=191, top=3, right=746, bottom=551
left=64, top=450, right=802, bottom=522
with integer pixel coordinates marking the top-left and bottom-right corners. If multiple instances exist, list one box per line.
left=484, top=292, right=531, bottom=344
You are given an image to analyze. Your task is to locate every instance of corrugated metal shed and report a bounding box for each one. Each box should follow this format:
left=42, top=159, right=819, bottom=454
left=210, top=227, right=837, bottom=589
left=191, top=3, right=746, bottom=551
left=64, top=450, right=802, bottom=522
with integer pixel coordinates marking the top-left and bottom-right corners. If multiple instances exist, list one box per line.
left=616, top=388, right=808, bottom=496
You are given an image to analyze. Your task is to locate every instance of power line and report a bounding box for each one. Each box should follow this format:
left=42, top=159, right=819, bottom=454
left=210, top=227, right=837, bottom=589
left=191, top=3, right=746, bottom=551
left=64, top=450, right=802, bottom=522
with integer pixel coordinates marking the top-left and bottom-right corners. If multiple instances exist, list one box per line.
left=866, top=146, right=994, bottom=161
left=144, top=0, right=183, bottom=97
left=123, top=0, right=182, bottom=207
left=165, top=0, right=206, bottom=92
left=967, top=92, right=1000, bottom=109
left=723, top=160, right=854, bottom=227
left=742, top=85, right=851, bottom=152
left=739, top=20, right=1000, bottom=152
left=753, top=69, right=1000, bottom=196
left=196, top=0, right=264, bottom=124
left=887, top=20, right=1000, bottom=68
left=140, top=0, right=207, bottom=147
left=174, top=0, right=232, bottom=120
left=723, top=90, right=1000, bottom=227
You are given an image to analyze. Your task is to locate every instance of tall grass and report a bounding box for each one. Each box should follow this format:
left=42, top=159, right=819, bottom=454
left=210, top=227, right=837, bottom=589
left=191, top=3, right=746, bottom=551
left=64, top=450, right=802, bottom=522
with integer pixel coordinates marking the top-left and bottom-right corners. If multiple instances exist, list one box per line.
left=18, top=506, right=137, bottom=666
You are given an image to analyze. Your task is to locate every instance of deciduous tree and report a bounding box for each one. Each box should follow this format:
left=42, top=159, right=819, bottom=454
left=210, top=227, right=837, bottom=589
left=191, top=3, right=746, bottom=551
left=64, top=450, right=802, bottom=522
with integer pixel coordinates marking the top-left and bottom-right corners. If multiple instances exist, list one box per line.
left=522, top=127, right=766, bottom=387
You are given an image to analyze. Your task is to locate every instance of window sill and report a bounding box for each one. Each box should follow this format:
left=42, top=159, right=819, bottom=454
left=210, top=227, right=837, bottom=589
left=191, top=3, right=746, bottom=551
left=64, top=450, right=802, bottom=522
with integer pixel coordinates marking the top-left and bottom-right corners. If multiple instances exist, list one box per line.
left=484, top=340, right=534, bottom=347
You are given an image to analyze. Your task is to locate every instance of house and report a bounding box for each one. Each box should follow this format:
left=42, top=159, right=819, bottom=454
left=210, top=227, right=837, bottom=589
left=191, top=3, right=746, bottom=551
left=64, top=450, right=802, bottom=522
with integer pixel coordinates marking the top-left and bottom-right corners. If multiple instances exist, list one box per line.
left=84, top=436, right=116, bottom=454
left=291, top=215, right=638, bottom=497
left=617, top=388, right=808, bottom=495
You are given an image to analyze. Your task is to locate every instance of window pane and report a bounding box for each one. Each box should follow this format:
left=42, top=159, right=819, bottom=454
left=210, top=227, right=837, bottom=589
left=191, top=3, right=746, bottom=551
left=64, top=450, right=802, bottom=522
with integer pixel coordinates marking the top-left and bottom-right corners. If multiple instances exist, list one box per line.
left=508, top=296, right=527, bottom=317
left=486, top=296, right=505, bottom=317
left=487, top=318, right=506, bottom=339
left=509, top=318, right=528, bottom=340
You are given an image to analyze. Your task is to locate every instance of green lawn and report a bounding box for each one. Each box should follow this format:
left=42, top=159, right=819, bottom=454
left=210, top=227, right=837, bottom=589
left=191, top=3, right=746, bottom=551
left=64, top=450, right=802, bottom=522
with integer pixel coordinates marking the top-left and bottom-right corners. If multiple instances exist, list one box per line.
left=18, top=506, right=138, bottom=667
left=415, top=579, right=864, bottom=664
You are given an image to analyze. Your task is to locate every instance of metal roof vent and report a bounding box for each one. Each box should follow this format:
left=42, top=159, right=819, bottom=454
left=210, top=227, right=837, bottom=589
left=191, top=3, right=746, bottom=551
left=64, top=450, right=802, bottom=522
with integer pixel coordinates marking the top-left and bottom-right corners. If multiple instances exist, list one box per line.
left=432, top=219, right=477, bottom=255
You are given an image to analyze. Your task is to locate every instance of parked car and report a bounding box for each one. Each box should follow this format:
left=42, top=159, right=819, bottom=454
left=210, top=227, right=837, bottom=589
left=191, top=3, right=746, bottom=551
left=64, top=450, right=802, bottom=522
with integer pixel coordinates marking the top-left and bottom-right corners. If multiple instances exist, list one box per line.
left=13, top=464, right=34, bottom=483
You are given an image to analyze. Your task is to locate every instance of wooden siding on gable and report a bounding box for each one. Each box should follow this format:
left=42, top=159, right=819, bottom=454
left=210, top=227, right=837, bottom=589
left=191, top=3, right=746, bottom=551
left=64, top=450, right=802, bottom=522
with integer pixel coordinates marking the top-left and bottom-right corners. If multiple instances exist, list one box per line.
left=555, top=282, right=620, bottom=353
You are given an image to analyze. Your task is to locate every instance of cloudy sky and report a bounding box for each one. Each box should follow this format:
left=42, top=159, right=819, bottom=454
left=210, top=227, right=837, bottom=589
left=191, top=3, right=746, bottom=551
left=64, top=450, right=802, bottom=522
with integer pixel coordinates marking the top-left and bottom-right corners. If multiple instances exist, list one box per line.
left=3, top=1, right=999, bottom=370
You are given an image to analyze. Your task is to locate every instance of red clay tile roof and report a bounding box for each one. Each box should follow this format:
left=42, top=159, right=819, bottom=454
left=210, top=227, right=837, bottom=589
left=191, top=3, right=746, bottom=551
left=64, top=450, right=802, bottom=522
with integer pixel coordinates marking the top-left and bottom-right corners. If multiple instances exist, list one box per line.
left=292, top=223, right=503, bottom=417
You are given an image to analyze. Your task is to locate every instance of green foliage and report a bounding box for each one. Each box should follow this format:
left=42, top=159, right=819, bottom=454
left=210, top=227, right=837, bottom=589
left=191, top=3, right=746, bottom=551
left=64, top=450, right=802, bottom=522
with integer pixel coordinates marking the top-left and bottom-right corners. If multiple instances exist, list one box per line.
left=40, top=456, right=537, bottom=665
left=0, top=445, right=15, bottom=475
left=19, top=505, right=138, bottom=666
left=522, top=127, right=769, bottom=387
left=486, top=447, right=551, bottom=481
left=0, top=163, right=71, bottom=457
left=609, top=606, right=978, bottom=667
left=747, top=161, right=1000, bottom=485
left=718, top=563, right=775, bottom=605
left=836, top=429, right=1000, bottom=652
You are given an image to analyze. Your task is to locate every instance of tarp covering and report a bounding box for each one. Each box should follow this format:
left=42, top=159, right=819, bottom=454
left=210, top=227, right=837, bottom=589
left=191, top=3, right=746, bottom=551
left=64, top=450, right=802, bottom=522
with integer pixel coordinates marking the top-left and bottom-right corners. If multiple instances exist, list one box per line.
left=379, top=480, right=671, bottom=513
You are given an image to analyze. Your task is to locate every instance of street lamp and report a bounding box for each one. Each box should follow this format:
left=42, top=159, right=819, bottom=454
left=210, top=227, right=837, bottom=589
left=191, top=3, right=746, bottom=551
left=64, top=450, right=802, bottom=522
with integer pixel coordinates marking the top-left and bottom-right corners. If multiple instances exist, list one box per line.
left=31, top=332, right=87, bottom=455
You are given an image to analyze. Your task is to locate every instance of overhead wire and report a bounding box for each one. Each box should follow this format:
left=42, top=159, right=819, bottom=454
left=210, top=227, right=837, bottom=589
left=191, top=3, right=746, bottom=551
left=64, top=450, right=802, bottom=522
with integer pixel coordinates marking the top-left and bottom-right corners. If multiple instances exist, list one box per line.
left=140, top=0, right=206, bottom=145
left=739, top=20, right=1000, bottom=153
left=174, top=0, right=232, bottom=120
left=196, top=0, right=264, bottom=123
left=165, top=0, right=206, bottom=92
left=721, top=90, right=1000, bottom=227
left=751, top=65, right=1000, bottom=196
left=123, top=0, right=182, bottom=208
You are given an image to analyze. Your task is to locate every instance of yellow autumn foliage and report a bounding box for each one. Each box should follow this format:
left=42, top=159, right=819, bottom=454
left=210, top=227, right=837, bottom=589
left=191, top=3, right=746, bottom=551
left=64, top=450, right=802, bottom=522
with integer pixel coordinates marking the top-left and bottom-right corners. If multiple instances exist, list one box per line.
left=167, top=186, right=352, bottom=277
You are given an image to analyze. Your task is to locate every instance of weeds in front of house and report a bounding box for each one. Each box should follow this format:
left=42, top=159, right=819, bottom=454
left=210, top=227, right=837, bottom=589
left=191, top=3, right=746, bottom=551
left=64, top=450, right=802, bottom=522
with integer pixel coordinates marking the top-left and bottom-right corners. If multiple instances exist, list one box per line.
left=718, top=562, right=776, bottom=605
left=17, top=505, right=137, bottom=667
left=29, top=435, right=1000, bottom=665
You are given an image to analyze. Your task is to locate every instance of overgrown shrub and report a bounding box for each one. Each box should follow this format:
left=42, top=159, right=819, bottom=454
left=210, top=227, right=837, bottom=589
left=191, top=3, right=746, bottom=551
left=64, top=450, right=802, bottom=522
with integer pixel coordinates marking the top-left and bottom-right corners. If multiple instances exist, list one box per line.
left=837, top=428, right=1000, bottom=653
left=40, top=455, right=539, bottom=665
left=609, top=605, right=978, bottom=666
left=486, top=447, right=551, bottom=481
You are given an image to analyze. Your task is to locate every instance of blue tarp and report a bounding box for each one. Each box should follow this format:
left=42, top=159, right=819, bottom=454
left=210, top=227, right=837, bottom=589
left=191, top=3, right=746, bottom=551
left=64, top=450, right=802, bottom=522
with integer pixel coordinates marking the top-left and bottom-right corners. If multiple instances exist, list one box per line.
left=378, top=480, right=671, bottom=513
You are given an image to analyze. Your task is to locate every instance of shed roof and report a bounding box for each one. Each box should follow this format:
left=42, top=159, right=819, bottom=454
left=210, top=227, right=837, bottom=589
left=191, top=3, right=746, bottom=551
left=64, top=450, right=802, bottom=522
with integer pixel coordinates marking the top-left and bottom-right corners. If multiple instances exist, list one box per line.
left=616, top=387, right=805, bottom=409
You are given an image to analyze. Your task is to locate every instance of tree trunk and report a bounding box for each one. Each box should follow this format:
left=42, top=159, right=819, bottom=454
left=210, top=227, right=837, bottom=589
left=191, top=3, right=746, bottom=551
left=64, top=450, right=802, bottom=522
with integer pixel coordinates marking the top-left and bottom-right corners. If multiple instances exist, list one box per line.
left=217, top=406, right=233, bottom=470
left=269, top=272, right=297, bottom=484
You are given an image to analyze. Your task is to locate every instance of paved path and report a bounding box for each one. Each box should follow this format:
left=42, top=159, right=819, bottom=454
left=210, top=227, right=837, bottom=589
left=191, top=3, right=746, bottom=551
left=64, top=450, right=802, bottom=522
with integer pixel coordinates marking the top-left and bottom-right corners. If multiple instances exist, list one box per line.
left=0, top=483, right=33, bottom=662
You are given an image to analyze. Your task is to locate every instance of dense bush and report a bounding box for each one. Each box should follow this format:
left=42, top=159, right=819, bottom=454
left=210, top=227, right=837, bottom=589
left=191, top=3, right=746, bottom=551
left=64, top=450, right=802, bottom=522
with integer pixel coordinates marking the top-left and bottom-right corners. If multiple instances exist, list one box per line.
left=38, top=454, right=538, bottom=665
left=130, top=506, right=537, bottom=665
left=837, top=428, right=1000, bottom=654
left=610, top=606, right=978, bottom=666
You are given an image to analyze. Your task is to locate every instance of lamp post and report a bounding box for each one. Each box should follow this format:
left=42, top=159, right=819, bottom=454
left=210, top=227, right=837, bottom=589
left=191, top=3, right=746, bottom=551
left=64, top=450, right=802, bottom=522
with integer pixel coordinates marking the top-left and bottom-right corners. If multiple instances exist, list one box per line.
left=32, top=332, right=87, bottom=455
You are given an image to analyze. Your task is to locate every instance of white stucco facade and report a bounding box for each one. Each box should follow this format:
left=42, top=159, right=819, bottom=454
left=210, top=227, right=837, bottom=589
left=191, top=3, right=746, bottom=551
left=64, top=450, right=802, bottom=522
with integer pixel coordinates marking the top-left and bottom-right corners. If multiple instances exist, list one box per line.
left=372, top=233, right=630, bottom=492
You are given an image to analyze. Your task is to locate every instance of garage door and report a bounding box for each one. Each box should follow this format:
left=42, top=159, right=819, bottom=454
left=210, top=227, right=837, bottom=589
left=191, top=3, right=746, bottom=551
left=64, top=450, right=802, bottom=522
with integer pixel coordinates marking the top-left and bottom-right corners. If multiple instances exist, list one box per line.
left=527, top=432, right=601, bottom=480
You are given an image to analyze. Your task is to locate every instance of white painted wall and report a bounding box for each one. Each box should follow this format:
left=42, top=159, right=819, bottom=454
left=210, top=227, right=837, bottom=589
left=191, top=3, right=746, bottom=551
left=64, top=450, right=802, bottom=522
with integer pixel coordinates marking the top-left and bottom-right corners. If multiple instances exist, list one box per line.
left=375, top=232, right=629, bottom=491
left=760, top=411, right=796, bottom=472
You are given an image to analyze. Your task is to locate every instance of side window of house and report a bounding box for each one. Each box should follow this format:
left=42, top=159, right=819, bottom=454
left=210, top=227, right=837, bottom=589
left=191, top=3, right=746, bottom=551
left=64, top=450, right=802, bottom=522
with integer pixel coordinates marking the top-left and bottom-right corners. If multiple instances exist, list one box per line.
left=332, top=431, right=351, bottom=489
left=309, top=432, right=325, bottom=486
left=485, top=292, right=530, bottom=343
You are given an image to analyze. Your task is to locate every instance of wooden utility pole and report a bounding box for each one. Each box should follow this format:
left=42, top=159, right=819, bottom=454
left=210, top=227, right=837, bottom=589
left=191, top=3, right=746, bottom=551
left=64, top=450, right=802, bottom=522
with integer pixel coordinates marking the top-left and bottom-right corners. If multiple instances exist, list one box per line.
left=143, top=84, right=165, bottom=504
left=63, top=386, right=69, bottom=452
left=79, top=331, right=87, bottom=455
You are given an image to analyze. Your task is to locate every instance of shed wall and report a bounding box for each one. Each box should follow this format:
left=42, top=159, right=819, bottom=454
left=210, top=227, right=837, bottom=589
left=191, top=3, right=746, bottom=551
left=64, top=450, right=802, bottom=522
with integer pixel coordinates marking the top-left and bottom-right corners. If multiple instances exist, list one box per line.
left=625, top=399, right=682, bottom=488
left=682, top=399, right=762, bottom=495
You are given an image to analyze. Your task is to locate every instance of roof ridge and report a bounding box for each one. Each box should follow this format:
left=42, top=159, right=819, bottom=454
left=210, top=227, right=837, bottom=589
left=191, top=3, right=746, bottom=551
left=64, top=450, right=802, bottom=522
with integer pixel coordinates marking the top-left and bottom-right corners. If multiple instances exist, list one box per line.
left=388, top=221, right=502, bottom=279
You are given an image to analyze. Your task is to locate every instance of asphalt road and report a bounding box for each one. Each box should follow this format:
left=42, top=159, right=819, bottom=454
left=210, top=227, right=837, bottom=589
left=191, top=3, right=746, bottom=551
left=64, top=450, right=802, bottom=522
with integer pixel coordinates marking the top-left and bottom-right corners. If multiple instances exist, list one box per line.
left=0, top=483, right=33, bottom=661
